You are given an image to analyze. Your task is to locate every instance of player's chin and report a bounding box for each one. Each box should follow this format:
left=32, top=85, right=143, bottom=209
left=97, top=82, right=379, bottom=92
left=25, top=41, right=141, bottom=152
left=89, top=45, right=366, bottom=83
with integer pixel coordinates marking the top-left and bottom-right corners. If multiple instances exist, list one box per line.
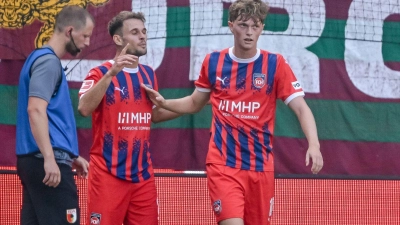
left=241, top=42, right=255, bottom=50
left=137, top=49, right=147, bottom=57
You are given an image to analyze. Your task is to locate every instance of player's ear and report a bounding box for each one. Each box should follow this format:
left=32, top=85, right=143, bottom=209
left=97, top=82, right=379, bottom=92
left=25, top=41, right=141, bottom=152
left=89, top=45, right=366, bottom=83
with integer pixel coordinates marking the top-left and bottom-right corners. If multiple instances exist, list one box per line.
left=228, top=21, right=233, bottom=33
left=65, top=26, right=74, bottom=37
left=113, top=35, right=123, bottom=46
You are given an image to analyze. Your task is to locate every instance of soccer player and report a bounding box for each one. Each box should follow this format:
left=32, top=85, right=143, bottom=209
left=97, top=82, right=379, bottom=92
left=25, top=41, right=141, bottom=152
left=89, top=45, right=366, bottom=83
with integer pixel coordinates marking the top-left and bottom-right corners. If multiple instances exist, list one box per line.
left=16, top=6, right=93, bottom=225
left=78, top=11, right=180, bottom=225
left=141, top=0, right=324, bottom=224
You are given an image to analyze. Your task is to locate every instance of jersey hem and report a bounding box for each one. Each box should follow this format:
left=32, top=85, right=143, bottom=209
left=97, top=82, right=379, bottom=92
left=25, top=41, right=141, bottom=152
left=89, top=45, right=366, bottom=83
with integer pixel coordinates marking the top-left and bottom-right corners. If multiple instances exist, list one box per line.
left=205, top=161, right=274, bottom=172
left=196, top=87, right=211, bottom=92
left=28, top=93, right=50, bottom=103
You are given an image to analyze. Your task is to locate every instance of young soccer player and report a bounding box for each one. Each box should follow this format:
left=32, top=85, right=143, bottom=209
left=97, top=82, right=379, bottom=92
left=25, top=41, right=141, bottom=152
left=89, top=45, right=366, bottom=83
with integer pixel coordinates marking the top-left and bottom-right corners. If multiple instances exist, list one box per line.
left=142, top=0, right=324, bottom=224
left=16, top=6, right=93, bottom=225
left=78, top=11, right=179, bottom=225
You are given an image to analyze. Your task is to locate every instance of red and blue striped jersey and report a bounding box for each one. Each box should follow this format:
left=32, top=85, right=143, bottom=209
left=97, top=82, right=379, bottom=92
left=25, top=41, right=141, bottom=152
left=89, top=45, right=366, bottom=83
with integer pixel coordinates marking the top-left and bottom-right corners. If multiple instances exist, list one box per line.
left=195, top=47, right=305, bottom=172
left=79, top=60, right=158, bottom=182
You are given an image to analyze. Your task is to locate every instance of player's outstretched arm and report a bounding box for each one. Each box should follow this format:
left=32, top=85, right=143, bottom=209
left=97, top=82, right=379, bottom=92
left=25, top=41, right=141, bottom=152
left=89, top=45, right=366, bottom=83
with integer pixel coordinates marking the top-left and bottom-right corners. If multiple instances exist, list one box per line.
left=151, top=107, right=182, bottom=123
left=288, top=96, right=323, bottom=174
left=141, top=84, right=210, bottom=114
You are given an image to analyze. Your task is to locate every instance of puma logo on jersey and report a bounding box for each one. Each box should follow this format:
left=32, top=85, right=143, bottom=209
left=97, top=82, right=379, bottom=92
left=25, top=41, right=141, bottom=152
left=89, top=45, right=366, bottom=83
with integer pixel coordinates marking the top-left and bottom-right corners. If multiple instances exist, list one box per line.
left=115, top=86, right=126, bottom=94
left=216, top=77, right=228, bottom=85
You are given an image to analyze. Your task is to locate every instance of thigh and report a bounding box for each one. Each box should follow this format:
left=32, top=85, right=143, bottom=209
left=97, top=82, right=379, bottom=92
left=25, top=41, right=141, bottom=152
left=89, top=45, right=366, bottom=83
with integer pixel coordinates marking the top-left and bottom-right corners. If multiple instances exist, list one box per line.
left=243, top=171, right=274, bottom=225
left=206, top=164, right=245, bottom=223
left=20, top=183, right=39, bottom=225
left=18, top=158, right=38, bottom=225
left=124, top=176, right=158, bottom=225
left=17, top=157, right=80, bottom=225
left=88, top=163, right=130, bottom=225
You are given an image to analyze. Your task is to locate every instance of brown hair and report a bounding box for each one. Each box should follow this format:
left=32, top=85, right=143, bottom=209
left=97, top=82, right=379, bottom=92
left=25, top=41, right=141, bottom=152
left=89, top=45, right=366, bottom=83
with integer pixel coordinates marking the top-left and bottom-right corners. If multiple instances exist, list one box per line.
left=229, top=0, right=269, bottom=24
left=108, top=11, right=146, bottom=37
left=54, top=5, right=94, bottom=32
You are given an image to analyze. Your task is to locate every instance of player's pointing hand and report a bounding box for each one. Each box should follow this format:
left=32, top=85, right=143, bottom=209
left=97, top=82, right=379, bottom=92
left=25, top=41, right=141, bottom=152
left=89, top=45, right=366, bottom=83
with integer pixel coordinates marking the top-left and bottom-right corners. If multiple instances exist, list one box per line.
left=141, top=83, right=166, bottom=107
left=109, top=43, right=138, bottom=76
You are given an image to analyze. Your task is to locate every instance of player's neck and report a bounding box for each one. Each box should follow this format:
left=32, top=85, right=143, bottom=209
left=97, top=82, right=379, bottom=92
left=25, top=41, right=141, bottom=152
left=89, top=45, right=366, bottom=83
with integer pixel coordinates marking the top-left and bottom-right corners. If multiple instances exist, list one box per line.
left=232, top=46, right=258, bottom=59
left=47, top=35, right=66, bottom=58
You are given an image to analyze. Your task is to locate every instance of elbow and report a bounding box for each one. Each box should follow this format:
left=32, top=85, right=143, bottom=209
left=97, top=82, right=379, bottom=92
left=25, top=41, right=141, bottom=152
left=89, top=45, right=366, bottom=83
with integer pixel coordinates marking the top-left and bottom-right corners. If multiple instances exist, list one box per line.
left=190, top=106, right=203, bottom=114
left=27, top=105, right=40, bottom=117
left=77, top=104, right=91, bottom=117
left=78, top=110, right=91, bottom=117
left=151, top=115, right=165, bottom=124
left=151, top=117, right=160, bottom=124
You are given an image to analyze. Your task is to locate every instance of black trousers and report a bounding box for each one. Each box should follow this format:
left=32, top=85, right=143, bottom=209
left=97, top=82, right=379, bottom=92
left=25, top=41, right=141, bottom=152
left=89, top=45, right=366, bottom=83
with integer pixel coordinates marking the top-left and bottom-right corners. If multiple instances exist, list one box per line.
left=17, top=156, right=80, bottom=225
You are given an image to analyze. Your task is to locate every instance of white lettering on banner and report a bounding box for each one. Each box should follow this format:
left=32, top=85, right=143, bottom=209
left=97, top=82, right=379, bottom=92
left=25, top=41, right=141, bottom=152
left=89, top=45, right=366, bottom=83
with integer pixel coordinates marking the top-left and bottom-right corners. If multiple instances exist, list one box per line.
left=60, top=1, right=400, bottom=99
left=189, top=0, right=325, bottom=94
left=61, top=59, right=104, bottom=81
left=345, top=0, right=400, bottom=98
left=133, top=0, right=167, bottom=70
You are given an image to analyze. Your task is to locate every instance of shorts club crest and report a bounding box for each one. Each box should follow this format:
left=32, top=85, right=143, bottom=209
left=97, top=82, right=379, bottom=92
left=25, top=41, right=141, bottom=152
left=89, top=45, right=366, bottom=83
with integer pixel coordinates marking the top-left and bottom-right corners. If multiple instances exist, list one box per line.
left=213, top=199, right=222, bottom=215
left=90, top=212, right=101, bottom=224
left=66, top=208, right=77, bottom=224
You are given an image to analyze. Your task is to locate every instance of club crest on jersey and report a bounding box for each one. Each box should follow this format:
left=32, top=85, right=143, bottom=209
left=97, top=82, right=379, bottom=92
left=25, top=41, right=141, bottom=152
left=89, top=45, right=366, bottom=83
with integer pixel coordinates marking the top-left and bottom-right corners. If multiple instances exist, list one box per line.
left=90, top=212, right=101, bottom=225
left=213, top=199, right=222, bottom=215
left=252, top=73, right=266, bottom=89
left=66, top=208, right=77, bottom=224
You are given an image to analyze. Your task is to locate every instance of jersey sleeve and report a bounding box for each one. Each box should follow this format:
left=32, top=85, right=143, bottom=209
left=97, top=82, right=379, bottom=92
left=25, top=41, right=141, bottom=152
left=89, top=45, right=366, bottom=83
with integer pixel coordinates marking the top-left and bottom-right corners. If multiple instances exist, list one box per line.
left=78, top=67, right=103, bottom=99
left=275, top=55, right=305, bottom=104
left=29, top=55, right=62, bottom=102
left=194, top=54, right=212, bottom=92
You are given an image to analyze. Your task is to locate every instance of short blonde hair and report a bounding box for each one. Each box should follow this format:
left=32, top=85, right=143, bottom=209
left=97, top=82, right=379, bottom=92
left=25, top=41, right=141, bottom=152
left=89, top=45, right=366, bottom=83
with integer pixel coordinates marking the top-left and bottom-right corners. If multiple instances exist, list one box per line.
left=229, top=0, right=269, bottom=24
left=55, top=5, right=94, bottom=32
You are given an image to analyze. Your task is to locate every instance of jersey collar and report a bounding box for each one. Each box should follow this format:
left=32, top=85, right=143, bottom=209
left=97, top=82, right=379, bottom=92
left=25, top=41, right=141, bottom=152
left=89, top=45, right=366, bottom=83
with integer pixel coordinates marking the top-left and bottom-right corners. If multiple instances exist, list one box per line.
left=228, top=47, right=260, bottom=63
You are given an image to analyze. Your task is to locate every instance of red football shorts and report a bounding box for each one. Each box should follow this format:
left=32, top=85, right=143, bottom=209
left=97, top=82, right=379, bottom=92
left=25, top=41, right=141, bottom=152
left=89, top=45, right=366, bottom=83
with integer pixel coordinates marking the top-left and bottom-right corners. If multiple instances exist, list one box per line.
left=88, top=163, right=158, bottom=225
left=206, top=163, right=275, bottom=224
